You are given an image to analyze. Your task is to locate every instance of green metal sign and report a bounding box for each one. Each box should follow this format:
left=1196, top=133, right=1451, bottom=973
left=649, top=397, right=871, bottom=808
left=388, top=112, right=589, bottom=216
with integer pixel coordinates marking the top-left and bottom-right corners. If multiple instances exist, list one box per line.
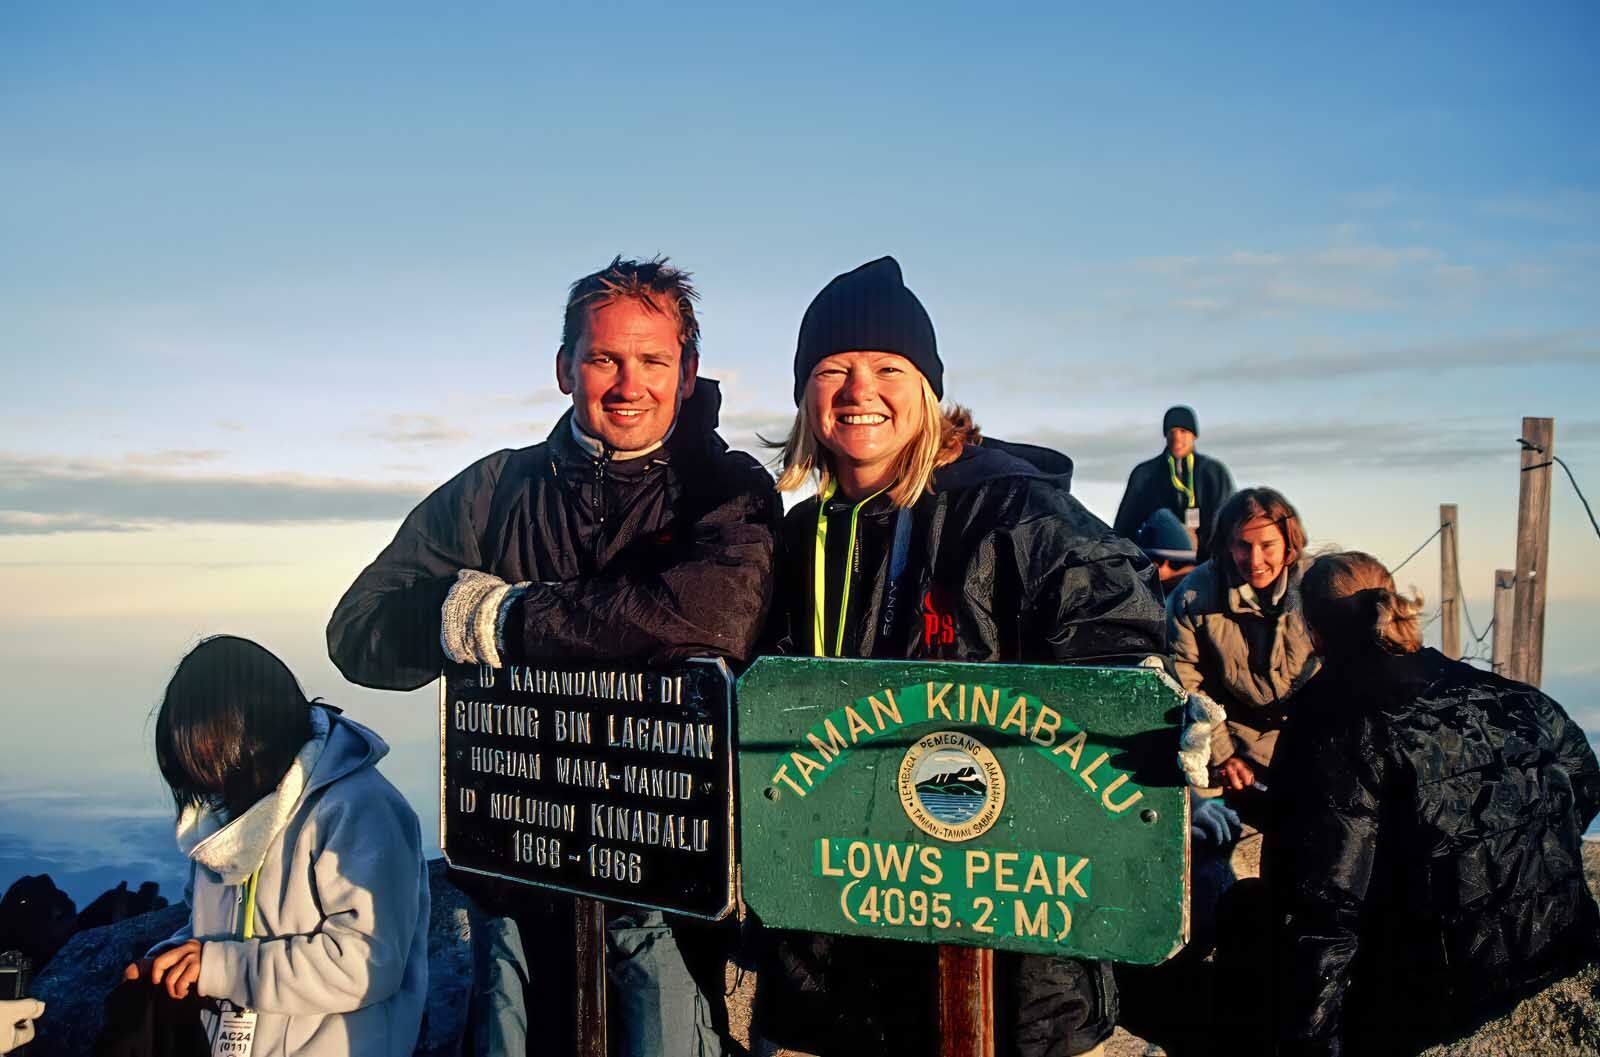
left=737, top=658, right=1188, bottom=963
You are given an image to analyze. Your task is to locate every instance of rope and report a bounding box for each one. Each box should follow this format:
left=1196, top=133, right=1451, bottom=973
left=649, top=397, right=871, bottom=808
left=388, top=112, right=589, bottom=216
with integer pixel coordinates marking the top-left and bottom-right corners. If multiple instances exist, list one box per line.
left=1391, top=524, right=1446, bottom=575
left=1518, top=437, right=1600, bottom=541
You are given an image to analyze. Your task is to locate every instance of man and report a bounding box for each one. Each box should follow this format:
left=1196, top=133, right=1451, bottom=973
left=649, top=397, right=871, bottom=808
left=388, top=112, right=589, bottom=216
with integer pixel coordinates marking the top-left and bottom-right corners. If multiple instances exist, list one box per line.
left=327, top=256, right=779, bottom=1056
left=1113, top=405, right=1235, bottom=563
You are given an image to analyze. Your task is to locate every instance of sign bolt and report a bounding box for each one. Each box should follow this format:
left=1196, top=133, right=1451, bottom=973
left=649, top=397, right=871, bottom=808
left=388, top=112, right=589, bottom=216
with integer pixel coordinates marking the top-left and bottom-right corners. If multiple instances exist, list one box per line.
left=1140, top=808, right=1159, bottom=824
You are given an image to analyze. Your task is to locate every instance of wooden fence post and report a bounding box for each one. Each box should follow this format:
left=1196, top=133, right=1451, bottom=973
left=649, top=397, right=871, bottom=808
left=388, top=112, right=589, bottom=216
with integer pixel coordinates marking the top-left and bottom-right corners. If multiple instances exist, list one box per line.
left=1510, top=418, right=1554, bottom=686
left=1491, top=569, right=1515, bottom=676
left=576, top=897, right=608, bottom=1057
left=1439, top=504, right=1460, bottom=660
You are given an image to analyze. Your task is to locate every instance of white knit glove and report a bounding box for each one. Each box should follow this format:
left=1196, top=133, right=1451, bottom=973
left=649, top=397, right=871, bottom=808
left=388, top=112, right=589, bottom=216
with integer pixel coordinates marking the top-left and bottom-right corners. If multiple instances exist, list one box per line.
left=441, top=570, right=529, bottom=668
left=0, top=999, right=43, bottom=1055
left=1177, top=692, right=1226, bottom=788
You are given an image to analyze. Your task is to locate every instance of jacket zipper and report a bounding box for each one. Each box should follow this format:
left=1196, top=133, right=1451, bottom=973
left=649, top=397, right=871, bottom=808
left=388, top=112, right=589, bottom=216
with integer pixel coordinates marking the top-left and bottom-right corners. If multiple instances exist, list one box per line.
left=592, top=448, right=611, bottom=568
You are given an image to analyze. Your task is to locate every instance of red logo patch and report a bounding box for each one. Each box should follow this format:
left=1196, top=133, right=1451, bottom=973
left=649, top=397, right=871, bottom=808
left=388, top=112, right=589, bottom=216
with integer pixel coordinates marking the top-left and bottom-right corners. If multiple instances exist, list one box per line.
left=921, top=589, right=957, bottom=651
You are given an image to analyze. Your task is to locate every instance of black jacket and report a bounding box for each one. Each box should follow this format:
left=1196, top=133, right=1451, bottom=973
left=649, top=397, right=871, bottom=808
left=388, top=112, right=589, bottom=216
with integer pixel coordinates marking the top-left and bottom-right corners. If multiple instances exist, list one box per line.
left=327, top=379, right=780, bottom=689
left=1266, top=648, right=1600, bottom=1056
left=770, top=442, right=1165, bottom=665
left=1112, top=450, right=1235, bottom=562
left=759, top=442, right=1167, bottom=1057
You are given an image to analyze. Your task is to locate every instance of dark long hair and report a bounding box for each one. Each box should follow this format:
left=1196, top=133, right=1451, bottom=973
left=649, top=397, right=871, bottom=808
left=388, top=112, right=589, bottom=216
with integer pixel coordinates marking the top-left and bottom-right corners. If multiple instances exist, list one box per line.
left=155, top=636, right=312, bottom=817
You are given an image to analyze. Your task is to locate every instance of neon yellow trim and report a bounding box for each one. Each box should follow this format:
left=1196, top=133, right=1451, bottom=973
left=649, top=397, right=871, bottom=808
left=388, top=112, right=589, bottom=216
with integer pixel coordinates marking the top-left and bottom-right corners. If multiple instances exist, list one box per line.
left=1168, top=453, right=1196, bottom=508
left=811, top=481, right=835, bottom=657
left=811, top=482, right=888, bottom=658
left=242, top=868, right=261, bottom=940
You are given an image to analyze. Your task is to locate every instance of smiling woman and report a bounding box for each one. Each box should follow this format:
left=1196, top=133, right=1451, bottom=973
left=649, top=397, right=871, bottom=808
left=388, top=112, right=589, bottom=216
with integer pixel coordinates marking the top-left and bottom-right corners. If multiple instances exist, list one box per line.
left=755, top=256, right=1167, bottom=1057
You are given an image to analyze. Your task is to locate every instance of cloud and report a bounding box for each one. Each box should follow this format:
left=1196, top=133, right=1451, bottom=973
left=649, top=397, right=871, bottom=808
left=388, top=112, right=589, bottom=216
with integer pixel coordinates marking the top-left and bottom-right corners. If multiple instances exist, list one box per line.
left=1021, top=416, right=1594, bottom=486
left=0, top=512, right=150, bottom=536
left=1479, top=191, right=1600, bottom=226
left=1188, top=330, right=1600, bottom=385
left=123, top=449, right=224, bottom=467
left=0, top=453, right=427, bottom=533
left=367, top=414, right=474, bottom=446
left=1133, top=240, right=1473, bottom=320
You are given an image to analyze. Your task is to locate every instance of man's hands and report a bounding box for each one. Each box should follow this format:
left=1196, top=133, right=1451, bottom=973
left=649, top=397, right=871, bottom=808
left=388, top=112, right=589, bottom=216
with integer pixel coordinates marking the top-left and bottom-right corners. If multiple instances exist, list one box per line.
left=1214, top=756, right=1256, bottom=791
left=441, top=569, right=529, bottom=668
left=122, top=939, right=204, bottom=1000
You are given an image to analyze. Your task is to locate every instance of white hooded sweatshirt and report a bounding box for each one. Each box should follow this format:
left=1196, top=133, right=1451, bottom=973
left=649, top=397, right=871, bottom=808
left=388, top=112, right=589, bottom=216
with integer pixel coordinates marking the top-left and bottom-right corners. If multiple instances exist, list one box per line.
left=153, top=707, right=430, bottom=1057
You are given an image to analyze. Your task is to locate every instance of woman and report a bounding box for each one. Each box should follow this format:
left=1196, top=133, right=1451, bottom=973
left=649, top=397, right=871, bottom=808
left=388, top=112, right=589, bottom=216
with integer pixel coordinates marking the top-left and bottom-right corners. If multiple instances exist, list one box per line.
left=124, top=636, right=429, bottom=1057
left=756, top=257, right=1167, bottom=1057
left=1169, top=487, right=1320, bottom=798
left=1264, top=552, right=1600, bottom=1054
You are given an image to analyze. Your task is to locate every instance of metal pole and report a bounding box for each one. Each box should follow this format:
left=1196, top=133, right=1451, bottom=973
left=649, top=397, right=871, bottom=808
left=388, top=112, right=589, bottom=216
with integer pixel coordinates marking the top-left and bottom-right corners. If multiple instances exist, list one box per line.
left=575, top=896, right=608, bottom=1057
left=938, top=946, right=995, bottom=1057
left=1491, top=569, right=1515, bottom=676
left=1439, top=504, right=1460, bottom=659
left=1510, top=418, right=1554, bottom=686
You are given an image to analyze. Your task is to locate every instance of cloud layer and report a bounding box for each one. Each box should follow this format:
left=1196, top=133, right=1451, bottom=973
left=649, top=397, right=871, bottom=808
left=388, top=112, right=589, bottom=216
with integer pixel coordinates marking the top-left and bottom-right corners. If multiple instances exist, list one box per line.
left=0, top=454, right=426, bottom=534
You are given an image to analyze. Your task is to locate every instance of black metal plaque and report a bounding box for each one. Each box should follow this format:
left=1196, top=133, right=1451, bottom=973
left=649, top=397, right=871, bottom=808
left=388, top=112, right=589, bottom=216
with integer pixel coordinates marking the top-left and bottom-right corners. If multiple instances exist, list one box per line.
left=440, top=658, right=736, bottom=920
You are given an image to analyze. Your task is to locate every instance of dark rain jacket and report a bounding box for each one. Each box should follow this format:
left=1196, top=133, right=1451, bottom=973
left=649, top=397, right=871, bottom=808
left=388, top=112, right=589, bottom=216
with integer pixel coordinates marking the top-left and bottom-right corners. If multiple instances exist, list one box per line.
left=1266, top=648, right=1600, bottom=1057
left=1113, top=450, right=1235, bottom=562
left=759, top=441, right=1168, bottom=1057
left=327, top=378, right=780, bottom=690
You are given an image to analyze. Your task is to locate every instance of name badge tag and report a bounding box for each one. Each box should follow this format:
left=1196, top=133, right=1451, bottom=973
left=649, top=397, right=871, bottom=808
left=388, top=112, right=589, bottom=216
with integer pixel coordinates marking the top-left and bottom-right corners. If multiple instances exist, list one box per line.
left=1185, top=507, right=1201, bottom=530
left=211, top=1007, right=257, bottom=1057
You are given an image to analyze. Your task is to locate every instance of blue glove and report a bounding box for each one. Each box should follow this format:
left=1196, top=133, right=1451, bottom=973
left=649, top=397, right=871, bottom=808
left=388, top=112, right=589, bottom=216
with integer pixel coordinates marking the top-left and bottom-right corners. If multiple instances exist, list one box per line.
left=1190, top=797, right=1242, bottom=847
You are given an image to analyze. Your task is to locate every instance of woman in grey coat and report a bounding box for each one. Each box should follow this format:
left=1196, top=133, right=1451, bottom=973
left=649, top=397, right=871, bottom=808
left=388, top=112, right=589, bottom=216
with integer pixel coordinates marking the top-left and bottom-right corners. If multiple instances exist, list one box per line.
left=1169, top=488, right=1320, bottom=798
left=125, top=636, right=430, bottom=1057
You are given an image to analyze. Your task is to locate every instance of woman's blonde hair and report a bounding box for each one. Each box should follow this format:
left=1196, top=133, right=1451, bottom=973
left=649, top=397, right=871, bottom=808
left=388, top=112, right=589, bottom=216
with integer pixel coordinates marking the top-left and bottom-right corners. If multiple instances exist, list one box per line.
left=774, top=377, right=977, bottom=508
left=1301, top=550, right=1425, bottom=657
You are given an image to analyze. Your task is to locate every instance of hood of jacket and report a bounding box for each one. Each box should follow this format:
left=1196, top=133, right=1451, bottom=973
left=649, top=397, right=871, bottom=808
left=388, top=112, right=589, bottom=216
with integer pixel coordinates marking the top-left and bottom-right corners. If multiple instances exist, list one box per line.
left=932, top=439, right=1071, bottom=494
left=177, top=707, right=389, bottom=883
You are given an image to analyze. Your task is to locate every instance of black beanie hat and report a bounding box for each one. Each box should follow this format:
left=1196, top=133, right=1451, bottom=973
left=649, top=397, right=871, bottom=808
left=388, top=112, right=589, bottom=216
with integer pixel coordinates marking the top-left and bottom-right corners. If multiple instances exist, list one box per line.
left=793, top=256, right=941, bottom=405
left=1162, top=405, right=1199, bottom=437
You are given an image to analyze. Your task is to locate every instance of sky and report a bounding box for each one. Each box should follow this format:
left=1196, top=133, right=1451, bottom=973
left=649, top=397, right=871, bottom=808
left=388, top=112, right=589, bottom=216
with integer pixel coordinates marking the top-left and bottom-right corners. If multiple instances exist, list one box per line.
left=2, top=4, right=1598, bottom=895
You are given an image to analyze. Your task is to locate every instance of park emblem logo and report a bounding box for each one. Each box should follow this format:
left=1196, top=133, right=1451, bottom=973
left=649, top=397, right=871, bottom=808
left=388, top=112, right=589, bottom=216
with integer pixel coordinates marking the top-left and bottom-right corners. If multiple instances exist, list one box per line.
left=897, top=730, right=1006, bottom=842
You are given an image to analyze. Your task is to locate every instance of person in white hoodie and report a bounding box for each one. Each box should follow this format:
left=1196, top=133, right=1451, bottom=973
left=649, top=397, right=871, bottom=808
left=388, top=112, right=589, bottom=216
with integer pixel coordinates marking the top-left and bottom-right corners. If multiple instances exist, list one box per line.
left=124, top=635, right=429, bottom=1057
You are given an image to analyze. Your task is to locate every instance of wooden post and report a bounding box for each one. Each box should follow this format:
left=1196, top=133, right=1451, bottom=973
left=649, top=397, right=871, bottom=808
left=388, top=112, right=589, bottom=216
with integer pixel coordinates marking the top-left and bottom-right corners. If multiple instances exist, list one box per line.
left=1510, top=418, right=1554, bottom=686
left=575, top=897, right=608, bottom=1057
left=1439, top=504, right=1460, bottom=660
left=938, top=946, right=995, bottom=1057
left=1491, top=569, right=1515, bottom=676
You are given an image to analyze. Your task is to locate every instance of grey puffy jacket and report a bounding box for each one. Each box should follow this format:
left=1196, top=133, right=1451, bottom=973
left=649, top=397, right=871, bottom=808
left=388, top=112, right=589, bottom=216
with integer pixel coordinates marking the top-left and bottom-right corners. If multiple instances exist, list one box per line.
left=1167, top=559, right=1319, bottom=769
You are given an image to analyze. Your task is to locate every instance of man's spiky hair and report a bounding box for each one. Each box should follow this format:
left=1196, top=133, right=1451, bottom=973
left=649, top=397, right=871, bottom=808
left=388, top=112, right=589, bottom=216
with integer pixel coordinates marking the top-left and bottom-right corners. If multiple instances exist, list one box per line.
left=559, top=255, right=701, bottom=363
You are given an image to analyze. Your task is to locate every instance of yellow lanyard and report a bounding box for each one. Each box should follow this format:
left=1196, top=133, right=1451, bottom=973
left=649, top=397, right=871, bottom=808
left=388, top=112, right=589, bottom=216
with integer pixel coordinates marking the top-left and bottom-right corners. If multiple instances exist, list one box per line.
left=241, top=867, right=261, bottom=940
left=811, top=482, right=887, bottom=658
left=1167, top=453, right=1196, bottom=509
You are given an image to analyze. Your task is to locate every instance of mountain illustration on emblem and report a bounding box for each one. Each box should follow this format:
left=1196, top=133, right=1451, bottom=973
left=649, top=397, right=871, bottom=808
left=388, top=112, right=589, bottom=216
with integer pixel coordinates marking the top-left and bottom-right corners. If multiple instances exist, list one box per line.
left=914, top=766, right=987, bottom=798
left=913, top=758, right=989, bottom=824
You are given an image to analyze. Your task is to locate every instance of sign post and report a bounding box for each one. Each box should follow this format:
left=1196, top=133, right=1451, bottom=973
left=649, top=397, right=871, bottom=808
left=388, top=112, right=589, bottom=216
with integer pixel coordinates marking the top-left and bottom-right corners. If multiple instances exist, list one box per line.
left=738, top=657, right=1187, bottom=1053
left=440, top=658, right=737, bottom=1050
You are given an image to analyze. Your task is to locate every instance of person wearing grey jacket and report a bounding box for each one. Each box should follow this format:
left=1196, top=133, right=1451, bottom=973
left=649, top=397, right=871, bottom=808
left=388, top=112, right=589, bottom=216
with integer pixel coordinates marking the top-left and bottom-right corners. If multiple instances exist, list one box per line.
left=127, top=636, right=429, bottom=1057
left=1169, top=488, right=1319, bottom=798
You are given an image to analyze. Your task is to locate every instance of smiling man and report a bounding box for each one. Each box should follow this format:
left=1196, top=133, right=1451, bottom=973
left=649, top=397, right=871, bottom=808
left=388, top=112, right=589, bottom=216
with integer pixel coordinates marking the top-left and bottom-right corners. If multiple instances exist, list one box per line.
left=327, top=256, right=779, bottom=1057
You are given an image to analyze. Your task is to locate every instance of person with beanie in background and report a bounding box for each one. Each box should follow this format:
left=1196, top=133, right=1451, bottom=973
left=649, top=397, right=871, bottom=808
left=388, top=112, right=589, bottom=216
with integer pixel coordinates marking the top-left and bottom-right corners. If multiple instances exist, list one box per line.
left=1114, top=406, right=1235, bottom=563
left=753, top=256, right=1167, bottom=1057
left=327, top=257, right=780, bottom=1057
left=1134, top=507, right=1198, bottom=597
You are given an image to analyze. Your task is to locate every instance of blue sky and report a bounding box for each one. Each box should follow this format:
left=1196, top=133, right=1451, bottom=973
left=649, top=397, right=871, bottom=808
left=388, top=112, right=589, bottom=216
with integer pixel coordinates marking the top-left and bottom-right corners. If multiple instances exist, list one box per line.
left=2, top=4, right=1598, bottom=866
